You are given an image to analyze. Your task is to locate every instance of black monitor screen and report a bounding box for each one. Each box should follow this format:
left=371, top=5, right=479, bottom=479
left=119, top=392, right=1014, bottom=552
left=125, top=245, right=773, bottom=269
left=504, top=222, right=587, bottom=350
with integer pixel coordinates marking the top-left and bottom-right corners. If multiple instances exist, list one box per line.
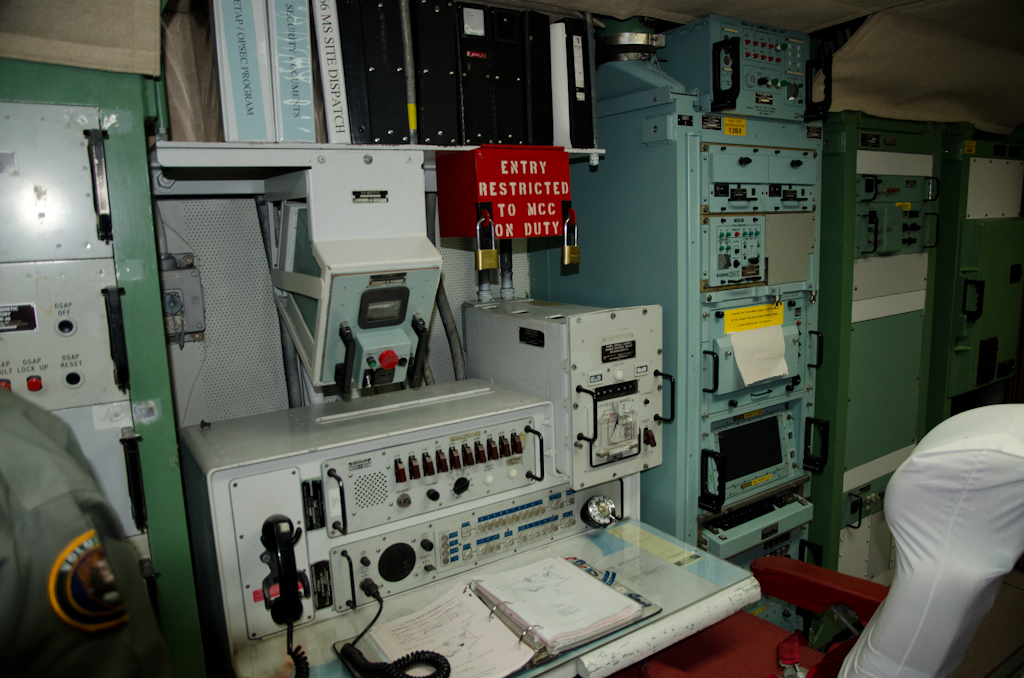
left=717, top=417, right=783, bottom=481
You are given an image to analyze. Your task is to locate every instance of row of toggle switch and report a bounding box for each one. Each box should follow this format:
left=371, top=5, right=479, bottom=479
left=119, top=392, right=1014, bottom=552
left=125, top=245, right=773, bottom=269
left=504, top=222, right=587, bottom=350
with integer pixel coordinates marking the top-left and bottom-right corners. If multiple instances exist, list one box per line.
left=394, top=434, right=524, bottom=483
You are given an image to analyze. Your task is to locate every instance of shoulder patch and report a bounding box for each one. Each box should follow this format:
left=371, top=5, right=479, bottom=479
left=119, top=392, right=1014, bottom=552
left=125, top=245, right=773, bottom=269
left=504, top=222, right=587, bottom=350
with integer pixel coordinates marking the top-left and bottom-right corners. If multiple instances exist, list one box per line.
left=49, top=529, right=129, bottom=632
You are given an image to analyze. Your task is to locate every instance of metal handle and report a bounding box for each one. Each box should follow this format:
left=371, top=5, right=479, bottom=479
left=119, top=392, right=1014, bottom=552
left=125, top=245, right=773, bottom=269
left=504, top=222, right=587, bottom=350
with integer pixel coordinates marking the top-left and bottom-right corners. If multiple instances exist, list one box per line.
left=653, top=370, right=675, bottom=424
left=809, top=330, right=824, bottom=369
left=845, top=494, right=864, bottom=530
left=790, top=160, right=803, bottom=168
left=339, top=550, right=357, bottom=610
left=699, top=449, right=727, bottom=513
left=85, top=129, right=113, bottom=243
left=703, top=350, right=719, bottom=393
left=961, top=279, right=985, bottom=323
left=410, top=313, right=428, bottom=387
left=524, top=426, right=545, bottom=482
left=710, top=36, right=740, bottom=112
left=864, top=211, right=879, bottom=254
left=925, top=176, right=941, bottom=202
left=860, top=175, right=880, bottom=202
left=803, top=417, right=830, bottom=474
left=804, top=46, right=832, bottom=122
left=327, top=468, right=349, bottom=536
left=575, top=385, right=598, bottom=446
left=923, top=212, right=940, bottom=249
left=335, top=322, right=356, bottom=397
left=738, top=156, right=753, bottom=166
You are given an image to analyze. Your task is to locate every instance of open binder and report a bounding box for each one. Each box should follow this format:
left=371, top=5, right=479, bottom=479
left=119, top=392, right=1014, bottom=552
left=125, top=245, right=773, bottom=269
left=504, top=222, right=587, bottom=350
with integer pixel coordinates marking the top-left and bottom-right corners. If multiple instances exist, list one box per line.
left=337, top=557, right=660, bottom=678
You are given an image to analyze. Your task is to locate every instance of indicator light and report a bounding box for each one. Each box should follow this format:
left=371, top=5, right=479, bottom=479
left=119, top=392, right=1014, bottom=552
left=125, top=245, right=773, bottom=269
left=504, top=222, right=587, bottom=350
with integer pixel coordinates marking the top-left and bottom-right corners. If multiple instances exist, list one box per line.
left=27, top=376, right=42, bottom=392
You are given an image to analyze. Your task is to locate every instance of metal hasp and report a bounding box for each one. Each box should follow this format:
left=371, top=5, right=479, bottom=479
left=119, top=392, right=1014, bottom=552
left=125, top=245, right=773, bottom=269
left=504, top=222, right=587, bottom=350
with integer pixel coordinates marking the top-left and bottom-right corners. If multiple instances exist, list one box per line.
left=925, top=123, right=1024, bottom=430
left=810, top=113, right=942, bottom=573
left=529, top=15, right=823, bottom=622
left=0, top=58, right=207, bottom=676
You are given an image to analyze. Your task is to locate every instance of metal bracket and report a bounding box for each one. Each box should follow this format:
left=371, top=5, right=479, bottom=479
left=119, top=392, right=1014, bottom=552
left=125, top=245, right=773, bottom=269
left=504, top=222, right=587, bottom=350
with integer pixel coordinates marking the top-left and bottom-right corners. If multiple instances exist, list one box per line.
left=102, top=287, right=130, bottom=392
left=85, top=129, right=113, bottom=243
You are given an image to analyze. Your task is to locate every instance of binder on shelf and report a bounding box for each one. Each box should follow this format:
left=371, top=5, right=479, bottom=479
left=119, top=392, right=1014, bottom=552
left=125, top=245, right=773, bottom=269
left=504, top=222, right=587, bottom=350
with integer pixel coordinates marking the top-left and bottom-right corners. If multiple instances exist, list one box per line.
left=523, top=11, right=553, bottom=146
left=268, top=0, right=316, bottom=141
left=457, top=3, right=496, bottom=145
left=413, top=0, right=460, bottom=145
left=551, top=19, right=594, bottom=150
left=336, top=557, right=658, bottom=678
left=312, top=0, right=352, bottom=143
left=212, top=0, right=276, bottom=141
left=361, top=0, right=410, bottom=144
left=336, top=0, right=373, bottom=143
left=491, top=8, right=526, bottom=144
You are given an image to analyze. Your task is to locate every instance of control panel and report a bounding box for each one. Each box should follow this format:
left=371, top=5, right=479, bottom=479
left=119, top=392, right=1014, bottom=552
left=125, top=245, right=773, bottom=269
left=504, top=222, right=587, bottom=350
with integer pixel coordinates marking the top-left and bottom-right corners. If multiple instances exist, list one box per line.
left=704, top=145, right=817, bottom=215
left=0, top=259, right=124, bottom=408
left=855, top=173, right=939, bottom=258
left=659, top=15, right=823, bottom=122
left=464, top=300, right=666, bottom=489
left=181, top=380, right=567, bottom=649
left=709, top=216, right=765, bottom=287
left=320, top=416, right=539, bottom=536
left=328, top=483, right=617, bottom=611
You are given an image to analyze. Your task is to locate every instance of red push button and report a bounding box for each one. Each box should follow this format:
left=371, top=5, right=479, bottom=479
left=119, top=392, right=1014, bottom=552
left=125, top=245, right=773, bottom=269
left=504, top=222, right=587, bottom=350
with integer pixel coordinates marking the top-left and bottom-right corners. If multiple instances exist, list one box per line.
left=0, top=379, right=10, bottom=391
left=379, top=350, right=399, bottom=370
left=26, top=376, right=42, bottom=392
left=761, top=55, right=767, bottom=60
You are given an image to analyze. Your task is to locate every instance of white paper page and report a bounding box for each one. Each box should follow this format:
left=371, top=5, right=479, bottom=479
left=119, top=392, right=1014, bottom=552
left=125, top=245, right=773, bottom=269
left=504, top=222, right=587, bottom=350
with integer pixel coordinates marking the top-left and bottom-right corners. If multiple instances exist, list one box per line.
left=729, top=325, right=789, bottom=386
left=367, top=584, right=534, bottom=678
left=476, top=558, right=641, bottom=647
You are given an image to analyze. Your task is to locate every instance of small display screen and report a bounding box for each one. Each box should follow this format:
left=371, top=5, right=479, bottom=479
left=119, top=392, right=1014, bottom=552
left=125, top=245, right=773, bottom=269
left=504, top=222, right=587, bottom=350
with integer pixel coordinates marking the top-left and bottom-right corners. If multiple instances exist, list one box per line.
left=365, top=300, right=403, bottom=323
left=717, top=417, right=783, bottom=481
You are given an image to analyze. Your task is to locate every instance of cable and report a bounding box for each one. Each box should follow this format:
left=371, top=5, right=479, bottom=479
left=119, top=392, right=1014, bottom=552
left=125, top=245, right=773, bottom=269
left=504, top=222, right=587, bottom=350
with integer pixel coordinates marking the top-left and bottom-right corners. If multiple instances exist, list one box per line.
left=335, top=580, right=450, bottom=678
left=287, top=622, right=310, bottom=678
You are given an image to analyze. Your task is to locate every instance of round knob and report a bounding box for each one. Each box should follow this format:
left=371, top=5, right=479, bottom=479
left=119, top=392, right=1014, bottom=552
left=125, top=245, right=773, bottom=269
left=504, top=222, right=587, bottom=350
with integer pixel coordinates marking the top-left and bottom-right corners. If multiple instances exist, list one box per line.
left=738, top=157, right=753, bottom=166
left=453, top=477, right=470, bottom=495
left=360, top=556, right=371, bottom=567
left=379, top=350, right=399, bottom=370
left=377, top=543, right=416, bottom=582
left=790, top=160, right=803, bottom=168
left=420, top=539, right=434, bottom=552
left=426, top=489, right=440, bottom=501
left=580, top=495, right=619, bottom=528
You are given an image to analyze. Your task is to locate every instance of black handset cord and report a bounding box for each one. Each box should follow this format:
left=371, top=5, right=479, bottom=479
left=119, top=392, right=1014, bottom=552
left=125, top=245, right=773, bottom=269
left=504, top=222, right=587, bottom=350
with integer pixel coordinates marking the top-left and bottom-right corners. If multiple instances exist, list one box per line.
left=287, top=622, right=310, bottom=678
left=335, top=584, right=451, bottom=678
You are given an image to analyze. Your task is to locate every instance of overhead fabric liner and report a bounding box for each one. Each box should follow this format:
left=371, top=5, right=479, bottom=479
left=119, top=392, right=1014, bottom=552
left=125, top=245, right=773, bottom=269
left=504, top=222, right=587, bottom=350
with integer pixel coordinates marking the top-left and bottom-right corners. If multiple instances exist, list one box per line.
left=0, top=0, right=160, bottom=77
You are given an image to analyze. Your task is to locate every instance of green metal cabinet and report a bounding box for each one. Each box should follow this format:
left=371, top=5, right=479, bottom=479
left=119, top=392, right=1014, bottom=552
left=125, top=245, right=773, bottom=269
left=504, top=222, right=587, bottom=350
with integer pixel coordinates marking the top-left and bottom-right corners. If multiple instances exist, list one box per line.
left=0, top=58, right=206, bottom=677
left=926, top=125, right=1024, bottom=429
left=810, top=113, right=941, bottom=572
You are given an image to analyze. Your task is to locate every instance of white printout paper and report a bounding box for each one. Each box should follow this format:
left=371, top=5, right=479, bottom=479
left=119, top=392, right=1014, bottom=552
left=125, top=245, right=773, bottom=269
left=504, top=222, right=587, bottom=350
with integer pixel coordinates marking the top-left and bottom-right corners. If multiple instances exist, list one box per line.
left=729, top=325, right=789, bottom=386
left=366, top=584, right=535, bottom=678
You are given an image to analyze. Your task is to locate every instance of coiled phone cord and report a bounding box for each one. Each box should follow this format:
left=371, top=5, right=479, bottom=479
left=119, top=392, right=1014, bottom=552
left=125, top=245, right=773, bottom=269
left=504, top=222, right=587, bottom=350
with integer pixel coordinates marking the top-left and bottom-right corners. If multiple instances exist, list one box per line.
left=287, top=623, right=310, bottom=678
left=335, top=582, right=451, bottom=678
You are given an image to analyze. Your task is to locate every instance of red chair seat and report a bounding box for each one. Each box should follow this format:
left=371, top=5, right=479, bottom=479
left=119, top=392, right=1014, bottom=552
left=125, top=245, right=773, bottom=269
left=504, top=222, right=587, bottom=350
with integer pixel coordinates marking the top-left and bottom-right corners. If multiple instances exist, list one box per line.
left=611, top=611, right=825, bottom=678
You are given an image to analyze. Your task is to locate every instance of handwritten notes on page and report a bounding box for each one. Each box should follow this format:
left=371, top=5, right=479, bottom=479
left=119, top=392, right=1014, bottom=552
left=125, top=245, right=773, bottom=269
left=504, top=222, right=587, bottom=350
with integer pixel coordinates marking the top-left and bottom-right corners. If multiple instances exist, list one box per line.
left=365, top=584, right=535, bottom=678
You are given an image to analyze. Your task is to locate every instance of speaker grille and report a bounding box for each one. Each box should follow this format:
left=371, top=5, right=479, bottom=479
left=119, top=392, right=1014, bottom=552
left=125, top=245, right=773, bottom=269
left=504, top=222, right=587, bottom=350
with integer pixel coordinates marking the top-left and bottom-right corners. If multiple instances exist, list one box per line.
left=354, top=472, right=389, bottom=509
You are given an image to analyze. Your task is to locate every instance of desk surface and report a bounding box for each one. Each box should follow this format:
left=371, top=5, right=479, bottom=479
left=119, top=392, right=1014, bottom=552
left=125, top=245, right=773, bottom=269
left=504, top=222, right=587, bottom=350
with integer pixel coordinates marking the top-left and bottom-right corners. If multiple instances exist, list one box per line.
left=234, top=521, right=760, bottom=678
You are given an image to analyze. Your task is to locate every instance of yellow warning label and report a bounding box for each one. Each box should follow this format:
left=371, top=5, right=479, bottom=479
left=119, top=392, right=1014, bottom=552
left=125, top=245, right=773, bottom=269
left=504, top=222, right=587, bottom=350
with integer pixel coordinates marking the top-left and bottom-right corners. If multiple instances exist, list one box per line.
left=724, top=117, right=747, bottom=136
left=751, top=606, right=768, bottom=616
left=737, top=409, right=764, bottom=421
left=741, top=473, right=773, bottom=489
left=895, top=202, right=911, bottom=211
left=964, top=140, right=977, bottom=154
left=723, top=304, right=784, bottom=333
left=608, top=523, right=702, bottom=567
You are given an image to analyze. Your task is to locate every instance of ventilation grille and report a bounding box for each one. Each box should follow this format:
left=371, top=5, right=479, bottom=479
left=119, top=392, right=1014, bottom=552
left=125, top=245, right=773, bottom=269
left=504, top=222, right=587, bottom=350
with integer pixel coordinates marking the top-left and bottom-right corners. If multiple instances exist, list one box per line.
left=354, top=472, right=389, bottom=509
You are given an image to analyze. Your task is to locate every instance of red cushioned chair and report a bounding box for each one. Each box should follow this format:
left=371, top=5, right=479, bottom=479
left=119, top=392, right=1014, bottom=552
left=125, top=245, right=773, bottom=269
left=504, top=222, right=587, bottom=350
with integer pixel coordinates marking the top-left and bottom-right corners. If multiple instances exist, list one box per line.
left=610, top=556, right=889, bottom=678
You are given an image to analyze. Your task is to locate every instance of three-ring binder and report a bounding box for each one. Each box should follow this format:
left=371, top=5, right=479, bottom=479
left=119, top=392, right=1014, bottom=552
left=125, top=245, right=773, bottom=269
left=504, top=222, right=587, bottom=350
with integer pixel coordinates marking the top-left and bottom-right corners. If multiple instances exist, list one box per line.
left=518, top=625, right=542, bottom=648
left=489, top=600, right=513, bottom=621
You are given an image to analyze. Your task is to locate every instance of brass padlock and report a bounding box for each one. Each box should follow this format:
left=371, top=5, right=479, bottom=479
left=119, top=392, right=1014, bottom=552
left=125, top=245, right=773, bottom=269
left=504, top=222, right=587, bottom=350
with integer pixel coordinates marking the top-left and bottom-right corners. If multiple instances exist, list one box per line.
left=475, top=212, right=498, bottom=271
left=561, top=208, right=580, bottom=265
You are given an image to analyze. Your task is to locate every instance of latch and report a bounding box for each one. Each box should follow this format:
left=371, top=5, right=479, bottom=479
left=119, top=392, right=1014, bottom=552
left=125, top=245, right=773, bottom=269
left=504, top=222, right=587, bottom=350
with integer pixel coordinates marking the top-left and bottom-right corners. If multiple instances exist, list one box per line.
left=102, top=287, right=130, bottom=392
left=119, top=427, right=147, bottom=532
left=85, top=129, right=113, bottom=243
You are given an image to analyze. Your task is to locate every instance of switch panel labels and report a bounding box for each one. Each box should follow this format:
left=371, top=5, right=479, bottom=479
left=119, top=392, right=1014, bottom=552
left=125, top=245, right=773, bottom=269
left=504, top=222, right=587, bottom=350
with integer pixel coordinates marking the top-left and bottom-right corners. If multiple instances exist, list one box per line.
left=0, top=304, right=36, bottom=332
left=601, top=340, right=636, bottom=363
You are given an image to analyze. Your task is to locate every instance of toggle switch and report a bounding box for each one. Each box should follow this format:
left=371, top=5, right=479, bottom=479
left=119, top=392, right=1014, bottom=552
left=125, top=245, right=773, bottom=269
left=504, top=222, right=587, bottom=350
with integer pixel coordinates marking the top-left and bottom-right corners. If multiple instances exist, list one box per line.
left=498, top=436, right=511, bottom=458
left=408, top=455, right=421, bottom=480
left=462, top=444, right=474, bottom=467
left=423, top=452, right=435, bottom=476
left=437, top=449, right=449, bottom=473
left=450, top=446, right=462, bottom=470
left=475, top=441, right=487, bottom=465
left=394, top=459, right=407, bottom=483
left=487, top=439, right=499, bottom=461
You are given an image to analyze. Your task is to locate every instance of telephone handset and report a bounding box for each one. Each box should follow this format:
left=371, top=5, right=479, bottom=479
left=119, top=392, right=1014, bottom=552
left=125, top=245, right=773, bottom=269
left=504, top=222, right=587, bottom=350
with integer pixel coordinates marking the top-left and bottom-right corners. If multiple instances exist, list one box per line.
left=260, top=514, right=311, bottom=625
